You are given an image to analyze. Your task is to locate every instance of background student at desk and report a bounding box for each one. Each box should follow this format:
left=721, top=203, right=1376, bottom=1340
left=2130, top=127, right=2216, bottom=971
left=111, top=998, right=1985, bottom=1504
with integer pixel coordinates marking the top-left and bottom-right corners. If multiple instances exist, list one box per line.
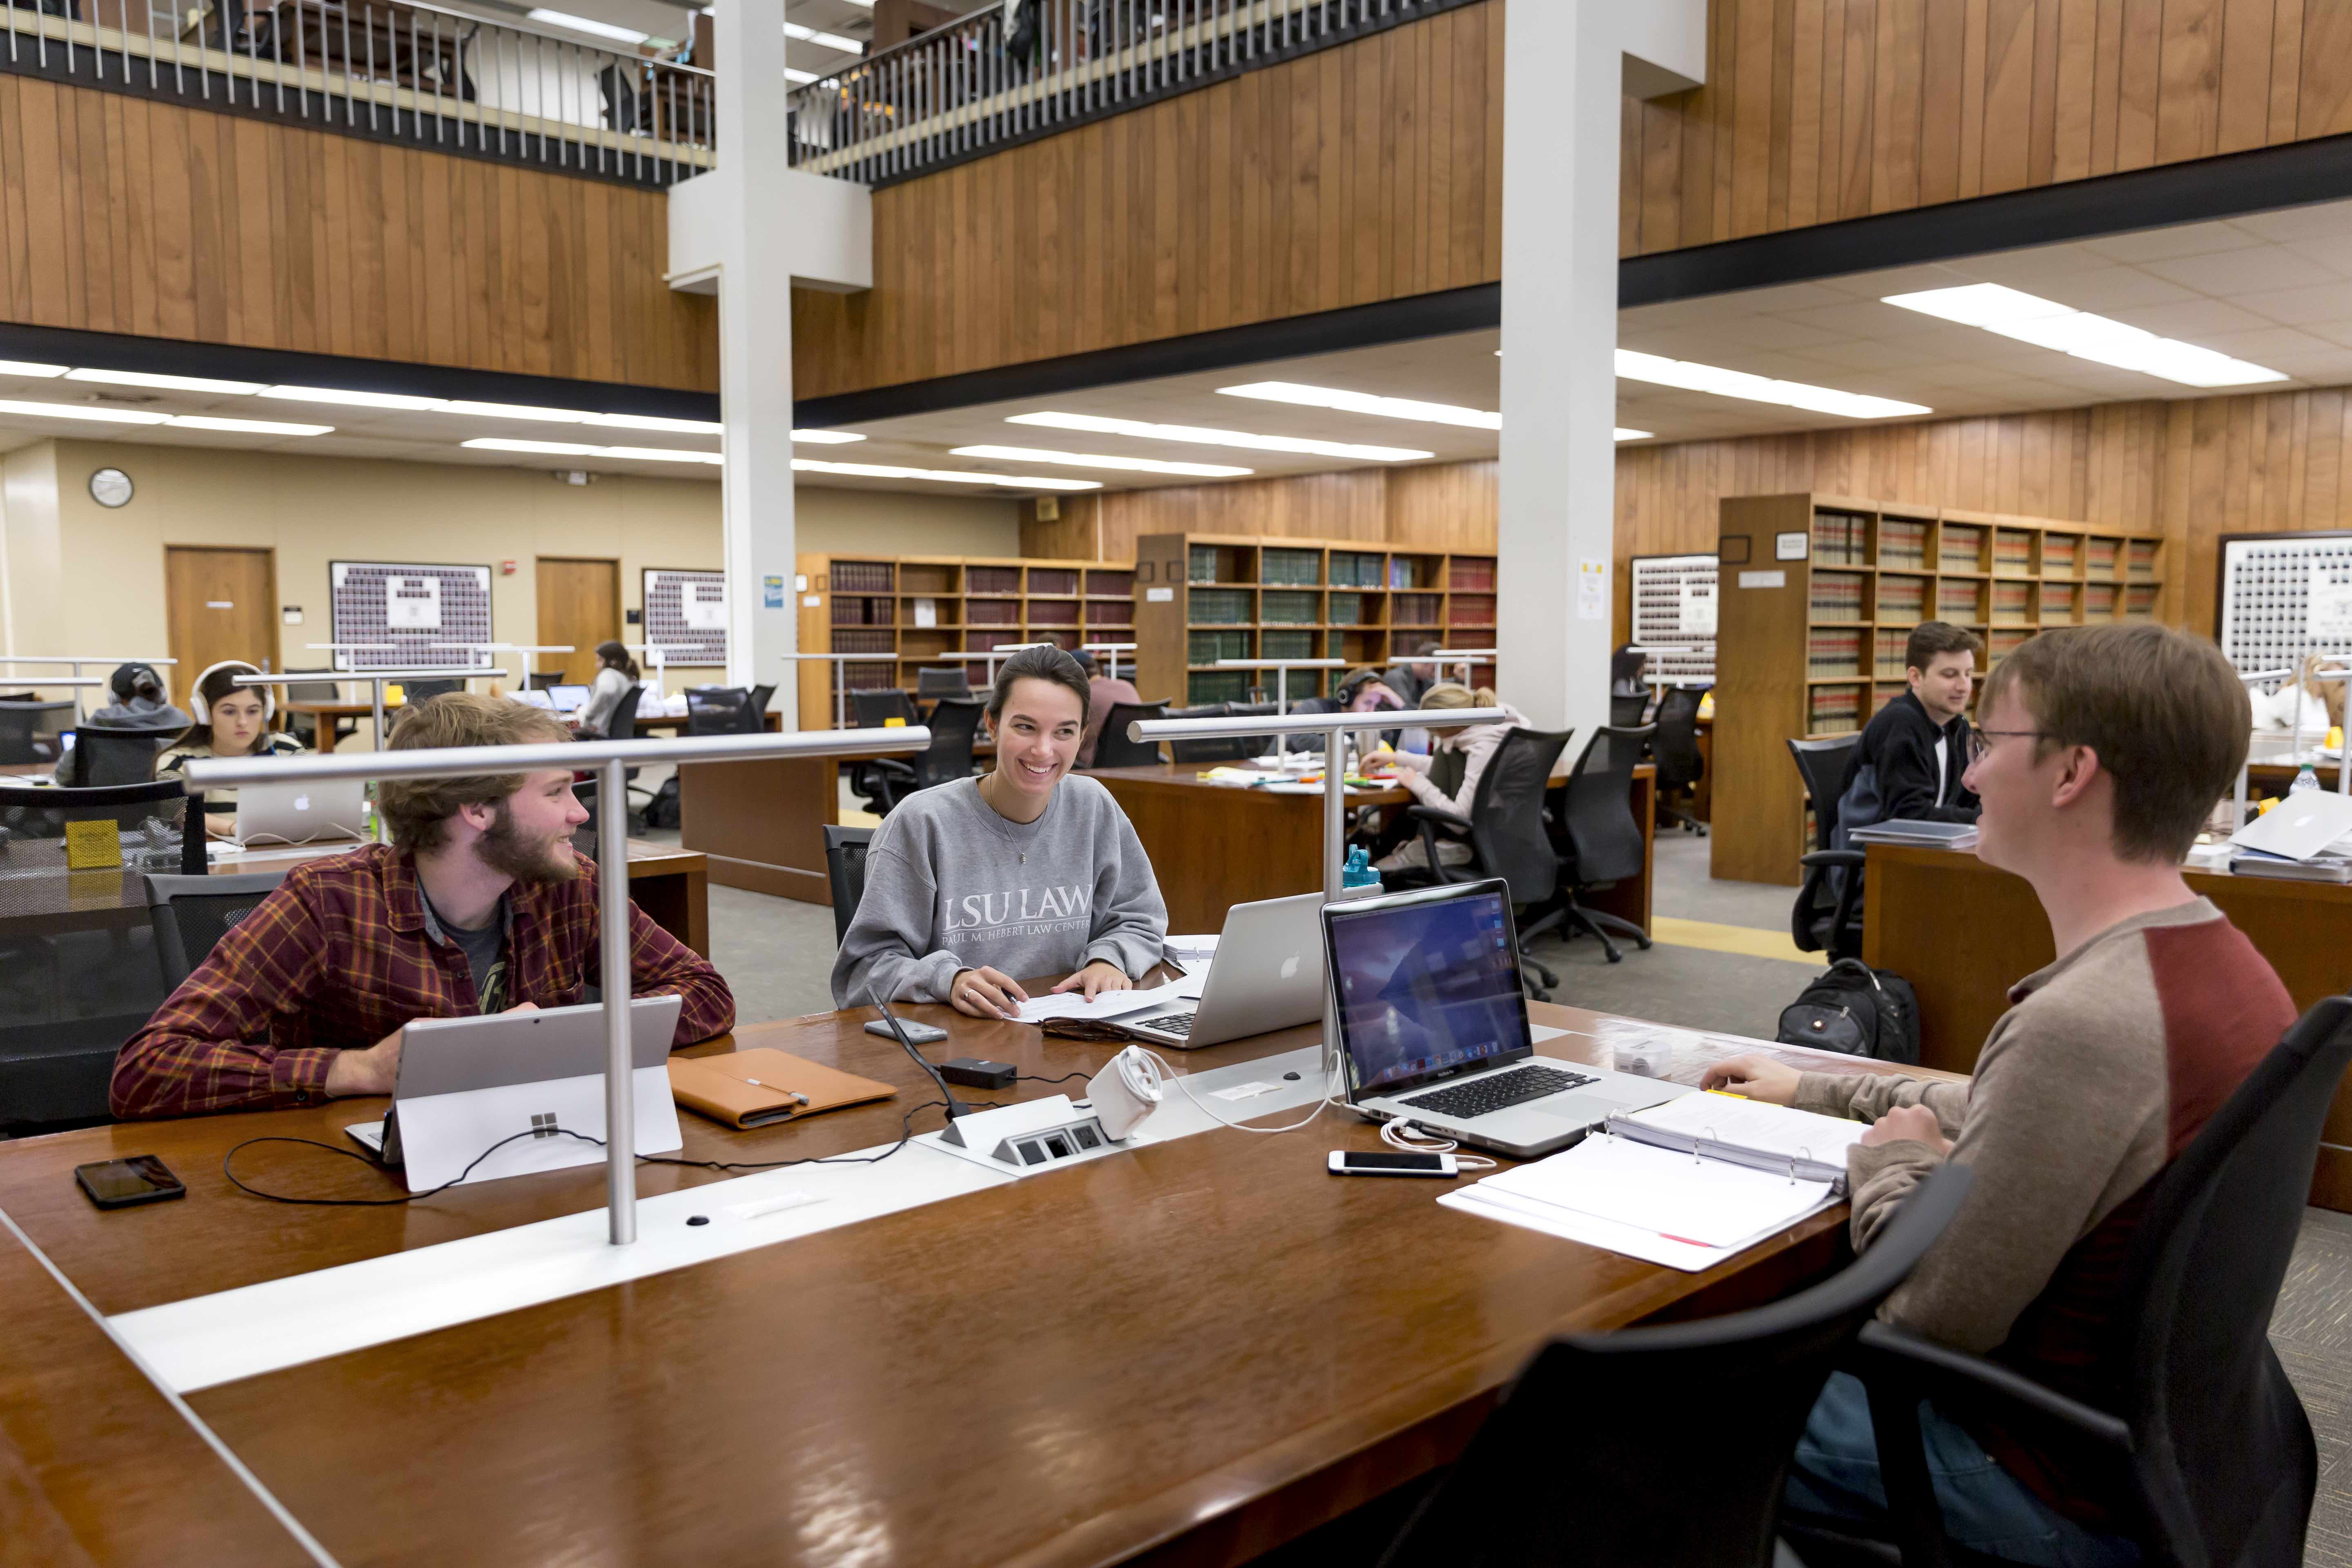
left=833, top=645, right=1167, bottom=1020
left=154, top=661, right=307, bottom=838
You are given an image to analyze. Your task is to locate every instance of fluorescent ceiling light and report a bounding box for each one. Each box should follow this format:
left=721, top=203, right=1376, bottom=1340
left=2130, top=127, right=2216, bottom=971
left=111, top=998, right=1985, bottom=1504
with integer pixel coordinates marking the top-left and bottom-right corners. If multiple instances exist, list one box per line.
left=791, top=428, right=866, bottom=444
left=1614, top=428, right=1653, bottom=441
left=1218, top=381, right=1501, bottom=430
left=65, top=368, right=263, bottom=395
left=528, top=8, right=647, bottom=43
left=585, top=412, right=724, bottom=434
left=1880, top=283, right=2289, bottom=388
left=440, top=400, right=590, bottom=423
left=952, top=444, right=1252, bottom=478
left=167, top=415, right=333, bottom=435
left=793, top=458, right=1100, bottom=491
left=0, top=360, right=69, bottom=378
left=463, top=437, right=602, bottom=456
left=784, top=20, right=861, bottom=52
left=786, top=67, right=818, bottom=84
left=1613, top=350, right=1931, bottom=419
left=1006, top=410, right=1429, bottom=462
left=599, top=445, right=723, bottom=464
left=262, top=384, right=443, bottom=410
left=0, top=399, right=169, bottom=424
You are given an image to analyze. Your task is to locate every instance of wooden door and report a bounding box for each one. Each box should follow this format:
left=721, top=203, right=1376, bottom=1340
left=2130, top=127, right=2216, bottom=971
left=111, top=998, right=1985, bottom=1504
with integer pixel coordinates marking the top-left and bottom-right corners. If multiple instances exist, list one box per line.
left=537, top=558, right=621, bottom=686
left=163, top=547, right=277, bottom=707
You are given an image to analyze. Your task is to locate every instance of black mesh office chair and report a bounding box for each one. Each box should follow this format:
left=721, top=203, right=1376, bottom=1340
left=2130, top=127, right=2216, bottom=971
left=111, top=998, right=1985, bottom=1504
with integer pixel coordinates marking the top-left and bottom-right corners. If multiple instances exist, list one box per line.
left=401, top=677, right=463, bottom=704
left=528, top=672, right=566, bottom=692
left=1405, top=726, right=1575, bottom=999
left=916, top=666, right=974, bottom=707
left=1795, top=1000, right=2352, bottom=1568
left=745, top=684, right=776, bottom=730
left=1786, top=735, right=1864, bottom=962
left=67, top=726, right=176, bottom=788
left=584, top=685, right=658, bottom=827
left=278, top=670, right=354, bottom=751
left=0, top=780, right=192, bottom=1131
left=1167, top=702, right=1254, bottom=763
left=0, top=699, right=76, bottom=764
left=144, top=871, right=288, bottom=987
left=1550, top=725, right=1657, bottom=964
left=1610, top=692, right=1650, bottom=730
left=1381, top=1163, right=1973, bottom=1568
left=857, top=698, right=983, bottom=815
left=1653, top=685, right=1708, bottom=834
left=684, top=686, right=750, bottom=736
left=822, top=824, right=875, bottom=944
left=1090, top=701, right=1168, bottom=768
left=852, top=689, right=921, bottom=728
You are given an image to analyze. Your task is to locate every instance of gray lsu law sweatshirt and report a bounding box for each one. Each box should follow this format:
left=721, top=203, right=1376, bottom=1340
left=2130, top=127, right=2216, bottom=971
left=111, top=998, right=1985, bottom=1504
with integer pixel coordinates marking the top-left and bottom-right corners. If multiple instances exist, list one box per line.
left=830, top=775, right=1169, bottom=1007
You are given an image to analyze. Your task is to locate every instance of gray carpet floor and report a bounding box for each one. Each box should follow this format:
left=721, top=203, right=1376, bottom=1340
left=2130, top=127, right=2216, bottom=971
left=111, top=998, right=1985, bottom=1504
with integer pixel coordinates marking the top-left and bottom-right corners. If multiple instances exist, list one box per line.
left=682, top=808, right=2352, bottom=1559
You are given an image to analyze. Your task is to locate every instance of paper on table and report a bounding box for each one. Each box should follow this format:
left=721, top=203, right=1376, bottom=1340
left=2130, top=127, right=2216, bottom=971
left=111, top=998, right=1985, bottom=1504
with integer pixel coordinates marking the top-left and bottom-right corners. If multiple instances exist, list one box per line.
left=1478, top=1132, right=1835, bottom=1250
left=1011, top=973, right=1205, bottom=1025
left=1439, top=1187, right=1744, bottom=1272
left=1617, top=1091, right=1868, bottom=1165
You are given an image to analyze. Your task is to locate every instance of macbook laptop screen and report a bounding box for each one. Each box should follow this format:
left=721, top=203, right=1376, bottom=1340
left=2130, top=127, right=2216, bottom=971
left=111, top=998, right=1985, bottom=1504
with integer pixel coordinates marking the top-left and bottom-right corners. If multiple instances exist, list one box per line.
left=548, top=684, right=591, bottom=713
left=1327, top=883, right=1533, bottom=1098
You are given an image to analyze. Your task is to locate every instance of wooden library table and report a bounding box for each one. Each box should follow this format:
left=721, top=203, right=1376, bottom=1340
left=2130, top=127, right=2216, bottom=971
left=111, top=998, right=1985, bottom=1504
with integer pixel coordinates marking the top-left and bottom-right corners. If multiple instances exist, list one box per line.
left=0, top=999, right=1939, bottom=1568
left=279, top=699, right=396, bottom=751
left=1089, top=762, right=1657, bottom=939
left=1861, top=840, right=2352, bottom=1209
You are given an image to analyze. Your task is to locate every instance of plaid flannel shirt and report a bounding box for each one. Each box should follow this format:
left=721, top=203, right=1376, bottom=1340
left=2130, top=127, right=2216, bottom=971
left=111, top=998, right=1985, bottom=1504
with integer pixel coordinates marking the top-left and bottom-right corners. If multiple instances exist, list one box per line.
left=111, top=844, right=735, bottom=1118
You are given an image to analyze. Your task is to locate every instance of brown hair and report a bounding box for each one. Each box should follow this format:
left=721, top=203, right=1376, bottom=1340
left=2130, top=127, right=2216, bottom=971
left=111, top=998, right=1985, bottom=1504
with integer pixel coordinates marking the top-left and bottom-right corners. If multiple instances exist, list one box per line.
left=986, top=644, right=1090, bottom=727
left=1905, top=621, right=1983, bottom=675
left=1980, top=624, right=2250, bottom=863
left=376, top=693, right=572, bottom=853
left=595, top=640, right=641, bottom=681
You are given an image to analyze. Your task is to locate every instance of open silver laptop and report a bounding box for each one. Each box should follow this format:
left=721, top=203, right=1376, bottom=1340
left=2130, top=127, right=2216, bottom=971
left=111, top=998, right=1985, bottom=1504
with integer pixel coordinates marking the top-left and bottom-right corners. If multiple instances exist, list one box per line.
left=548, top=684, right=591, bottom=715
left=1327, top=880, right=1690, bottom=1159
left=1119, top=892, right=1328, bottom=1049
left=232, top=778, right=370, bottom=847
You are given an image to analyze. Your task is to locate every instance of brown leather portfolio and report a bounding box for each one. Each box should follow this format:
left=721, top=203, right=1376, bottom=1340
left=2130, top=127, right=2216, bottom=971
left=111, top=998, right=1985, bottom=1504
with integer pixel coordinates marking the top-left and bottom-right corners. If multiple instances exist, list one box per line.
left=668, top=1048, right=899, bottom=1130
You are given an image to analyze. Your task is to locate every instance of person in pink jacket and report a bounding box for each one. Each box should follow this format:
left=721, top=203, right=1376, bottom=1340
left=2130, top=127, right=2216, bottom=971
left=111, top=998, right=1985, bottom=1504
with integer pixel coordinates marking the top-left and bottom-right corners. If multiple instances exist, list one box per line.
left=1366, top=683, right=1527, bottom=873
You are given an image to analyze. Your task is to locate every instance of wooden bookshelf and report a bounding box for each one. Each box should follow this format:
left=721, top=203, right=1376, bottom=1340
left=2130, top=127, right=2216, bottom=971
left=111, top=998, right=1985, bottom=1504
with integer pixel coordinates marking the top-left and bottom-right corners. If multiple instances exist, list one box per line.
left=795, top=553, right=1136, bottom=726
left=1712, top=494, right=2167, bottom=886
left=1131, top=532, right=1499, bottom=707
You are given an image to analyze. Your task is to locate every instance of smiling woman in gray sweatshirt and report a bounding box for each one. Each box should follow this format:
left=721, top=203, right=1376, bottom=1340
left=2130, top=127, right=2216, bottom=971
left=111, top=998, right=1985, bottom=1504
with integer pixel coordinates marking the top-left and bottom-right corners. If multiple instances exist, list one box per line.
left=830, top=647, right=1168, bottom=1017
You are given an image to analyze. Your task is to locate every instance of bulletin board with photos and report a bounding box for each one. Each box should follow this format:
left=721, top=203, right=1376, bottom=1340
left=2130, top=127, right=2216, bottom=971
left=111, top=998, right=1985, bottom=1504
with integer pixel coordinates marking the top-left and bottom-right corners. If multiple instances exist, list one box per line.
left=1629, top=553, right=1718, bottom=687
left=2216, top=531, right=2352, bottom=679
left=643, top=568, right=729, bottom=667
left=327, top=562, right=493, bottom=671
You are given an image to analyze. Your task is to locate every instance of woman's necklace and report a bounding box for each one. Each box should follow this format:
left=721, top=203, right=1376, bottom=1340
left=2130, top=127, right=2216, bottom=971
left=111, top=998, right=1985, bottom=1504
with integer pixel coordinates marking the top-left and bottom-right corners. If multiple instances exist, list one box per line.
left=978, top=771, right=1030, bottom=860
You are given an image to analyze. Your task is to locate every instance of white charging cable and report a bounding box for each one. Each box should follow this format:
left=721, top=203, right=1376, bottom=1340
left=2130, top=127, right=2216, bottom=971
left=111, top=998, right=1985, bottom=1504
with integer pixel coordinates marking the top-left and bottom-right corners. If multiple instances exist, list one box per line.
left=1381, top=1118, right=1497, bottom=1170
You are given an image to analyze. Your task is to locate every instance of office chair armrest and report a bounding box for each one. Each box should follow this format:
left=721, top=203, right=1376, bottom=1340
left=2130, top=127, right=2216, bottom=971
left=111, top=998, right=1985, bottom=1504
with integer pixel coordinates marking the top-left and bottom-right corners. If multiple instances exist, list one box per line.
left=1404, top=804, right=1474, bottom=834
left=1797, top=850, right=1865, bottom=870
left=866, top=759, right=916, bottom=782
left=1852, top=1322, right=2134, bottom=1452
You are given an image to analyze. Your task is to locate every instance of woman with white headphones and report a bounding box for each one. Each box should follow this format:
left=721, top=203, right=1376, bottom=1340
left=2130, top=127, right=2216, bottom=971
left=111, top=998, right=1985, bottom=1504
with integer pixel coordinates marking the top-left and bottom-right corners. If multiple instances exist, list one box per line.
left=156, top=660, right=307, bottom=836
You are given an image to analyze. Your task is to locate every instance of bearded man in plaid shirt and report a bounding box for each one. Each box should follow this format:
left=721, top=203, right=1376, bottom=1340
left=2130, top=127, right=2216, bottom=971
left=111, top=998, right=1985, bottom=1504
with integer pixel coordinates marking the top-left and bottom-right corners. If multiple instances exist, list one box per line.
left=113, top=694, right=735, bottom=1118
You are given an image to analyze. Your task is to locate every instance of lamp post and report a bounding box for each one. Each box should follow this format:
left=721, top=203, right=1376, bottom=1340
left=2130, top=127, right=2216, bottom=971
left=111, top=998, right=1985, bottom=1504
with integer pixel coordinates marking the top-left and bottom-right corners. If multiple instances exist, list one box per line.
left=1210, top=657, right=1348, bottom=713
left=184, top=724, right=934, bottom=1245
left=777, top=652, right=905, bottom=728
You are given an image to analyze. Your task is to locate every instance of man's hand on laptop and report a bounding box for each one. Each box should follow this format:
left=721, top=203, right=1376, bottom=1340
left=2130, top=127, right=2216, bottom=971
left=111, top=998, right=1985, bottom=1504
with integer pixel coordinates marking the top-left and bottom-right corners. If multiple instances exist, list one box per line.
left=1698, top=1054, right=1801, bottom=1105
left=325, top=1028, right=405, bottom=1097
left=1050, top=960, right=1133, bottom=1000
left=949, top=966, right=1029, bottom=1019
left=1858, top=1103, right=1950, bottom=1157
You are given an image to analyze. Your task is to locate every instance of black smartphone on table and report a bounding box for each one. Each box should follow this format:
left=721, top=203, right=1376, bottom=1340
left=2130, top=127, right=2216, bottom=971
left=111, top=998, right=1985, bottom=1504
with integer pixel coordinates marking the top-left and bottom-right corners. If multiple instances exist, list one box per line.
left=74, top=1155, right=186, bottom=1209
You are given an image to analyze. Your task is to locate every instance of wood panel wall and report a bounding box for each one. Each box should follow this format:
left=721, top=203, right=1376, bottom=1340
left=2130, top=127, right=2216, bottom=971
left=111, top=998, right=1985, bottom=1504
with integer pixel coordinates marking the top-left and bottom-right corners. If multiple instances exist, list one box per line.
left=1621, top=0, right=2352, bottom=256
left=1029, top=385, right=2352, bottom=647
left=791, top=2, right=1503, bottom=400
left=0, top=76, right=717, bottom=390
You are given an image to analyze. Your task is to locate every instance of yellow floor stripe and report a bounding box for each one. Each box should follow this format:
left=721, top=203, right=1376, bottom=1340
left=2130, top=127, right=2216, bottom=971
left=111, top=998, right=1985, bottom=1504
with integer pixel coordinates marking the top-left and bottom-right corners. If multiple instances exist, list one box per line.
left=1649, top=915, right=1817, bottom=966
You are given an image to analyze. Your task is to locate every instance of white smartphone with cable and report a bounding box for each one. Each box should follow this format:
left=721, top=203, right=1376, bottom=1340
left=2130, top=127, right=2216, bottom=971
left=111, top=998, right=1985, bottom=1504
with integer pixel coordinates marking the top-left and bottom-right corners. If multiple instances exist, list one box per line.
left=1328, top=1149, right=1457, bottom=1178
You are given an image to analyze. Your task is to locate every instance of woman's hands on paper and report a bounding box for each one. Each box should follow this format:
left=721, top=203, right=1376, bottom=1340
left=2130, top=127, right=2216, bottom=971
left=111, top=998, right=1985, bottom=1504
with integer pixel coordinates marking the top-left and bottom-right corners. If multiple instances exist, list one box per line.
left=1697, top=1054, right=1802, bottom=1105
left=1050, top=960, right=1133, bottom=1000
left=949, top=966, right=1029, bottom=1019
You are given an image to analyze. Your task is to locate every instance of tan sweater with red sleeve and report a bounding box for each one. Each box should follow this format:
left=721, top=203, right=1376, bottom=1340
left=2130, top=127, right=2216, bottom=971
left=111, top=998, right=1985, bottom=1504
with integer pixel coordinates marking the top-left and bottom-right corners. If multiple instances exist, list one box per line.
left=1791, top=896, right=2294, bottom=1523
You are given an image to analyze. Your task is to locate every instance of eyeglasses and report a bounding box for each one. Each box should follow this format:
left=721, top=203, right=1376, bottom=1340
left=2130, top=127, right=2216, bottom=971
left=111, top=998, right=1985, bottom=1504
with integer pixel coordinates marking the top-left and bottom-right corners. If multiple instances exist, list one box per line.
left=1967, top=728, right=2052, bottom=764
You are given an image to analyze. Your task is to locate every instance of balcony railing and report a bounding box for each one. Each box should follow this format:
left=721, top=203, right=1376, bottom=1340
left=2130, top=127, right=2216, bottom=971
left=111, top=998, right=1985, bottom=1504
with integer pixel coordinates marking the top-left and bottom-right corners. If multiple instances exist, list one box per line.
left=787, top=0, right=1472, bottom=187
left=2, top=0, right=713, bottom=186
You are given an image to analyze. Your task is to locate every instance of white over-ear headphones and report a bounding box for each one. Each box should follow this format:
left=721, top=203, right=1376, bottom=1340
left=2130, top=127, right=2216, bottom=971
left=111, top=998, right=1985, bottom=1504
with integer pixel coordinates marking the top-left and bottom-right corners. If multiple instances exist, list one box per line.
left=187, top=660, right=274, bottom=726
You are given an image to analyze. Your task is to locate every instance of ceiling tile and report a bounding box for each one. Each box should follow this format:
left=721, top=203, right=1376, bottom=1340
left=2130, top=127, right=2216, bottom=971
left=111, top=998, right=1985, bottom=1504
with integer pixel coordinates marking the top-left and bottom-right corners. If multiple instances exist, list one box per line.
left=2230, top=200, right=2352, bottom=244
left=2138, top=245, right=2341, bottom=294
left=2233, top=279, right=2352, bottom=325
left=2084, top=221, right=2267, bottom=263
left=2104, top=297, right=2277, bottom=337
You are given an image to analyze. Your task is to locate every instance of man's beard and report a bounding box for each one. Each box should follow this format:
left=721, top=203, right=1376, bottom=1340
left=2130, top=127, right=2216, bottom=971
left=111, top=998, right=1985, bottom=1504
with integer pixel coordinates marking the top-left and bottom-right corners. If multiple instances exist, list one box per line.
left=478, top=800, right=579, bottom=885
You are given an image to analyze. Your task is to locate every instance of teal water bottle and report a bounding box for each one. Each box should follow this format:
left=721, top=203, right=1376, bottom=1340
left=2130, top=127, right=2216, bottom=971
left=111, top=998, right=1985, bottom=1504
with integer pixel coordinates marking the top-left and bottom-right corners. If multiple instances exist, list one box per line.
left=1342, top=845, right=1383, bottom=892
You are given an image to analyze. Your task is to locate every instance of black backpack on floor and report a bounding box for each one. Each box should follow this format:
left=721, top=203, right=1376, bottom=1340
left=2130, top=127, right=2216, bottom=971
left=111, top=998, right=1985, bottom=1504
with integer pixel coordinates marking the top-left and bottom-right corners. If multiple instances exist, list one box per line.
left=643, top=775, right=682, bottom=831
left=1777, top=958, right=1920, bottom=1064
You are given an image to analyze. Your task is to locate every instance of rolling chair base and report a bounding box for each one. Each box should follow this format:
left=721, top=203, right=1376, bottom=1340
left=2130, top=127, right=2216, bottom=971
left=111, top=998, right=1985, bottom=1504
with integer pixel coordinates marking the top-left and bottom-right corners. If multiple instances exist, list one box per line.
left=1566, top=901, right=1653, bottom=964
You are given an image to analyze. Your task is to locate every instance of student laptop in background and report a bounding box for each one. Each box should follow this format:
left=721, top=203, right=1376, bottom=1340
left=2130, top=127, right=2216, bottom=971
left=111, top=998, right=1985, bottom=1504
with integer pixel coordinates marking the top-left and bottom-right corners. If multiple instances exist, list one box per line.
left=1326, top=881, right=1689, bottom=1158
left=232, top=778, right=370, bottom=847
left=548, top=684, right=592, bottom=715
left=1118, top=892, right=1328, bottom=1049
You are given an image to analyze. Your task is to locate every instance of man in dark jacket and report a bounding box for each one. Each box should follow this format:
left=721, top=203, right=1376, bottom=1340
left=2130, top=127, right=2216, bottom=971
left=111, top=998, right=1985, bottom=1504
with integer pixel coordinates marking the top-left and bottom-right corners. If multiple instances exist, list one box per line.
left=1834, top=621, right=1981, bottom=844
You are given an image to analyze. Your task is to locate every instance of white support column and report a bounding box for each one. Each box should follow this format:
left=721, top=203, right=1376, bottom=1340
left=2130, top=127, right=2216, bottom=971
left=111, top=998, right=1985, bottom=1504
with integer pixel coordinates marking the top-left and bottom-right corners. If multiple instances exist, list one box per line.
left=709, top=0, right=802, bottom=718
left=1497, top=1, right=1704, bottom=737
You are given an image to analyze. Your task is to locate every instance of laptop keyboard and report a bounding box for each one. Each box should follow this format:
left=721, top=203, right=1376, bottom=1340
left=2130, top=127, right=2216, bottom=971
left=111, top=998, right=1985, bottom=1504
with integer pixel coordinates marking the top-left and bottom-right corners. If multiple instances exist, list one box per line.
left=1397, top=1065, right=1598, bottom=1120
left=1145, top=1011, right=1196, bottom=1037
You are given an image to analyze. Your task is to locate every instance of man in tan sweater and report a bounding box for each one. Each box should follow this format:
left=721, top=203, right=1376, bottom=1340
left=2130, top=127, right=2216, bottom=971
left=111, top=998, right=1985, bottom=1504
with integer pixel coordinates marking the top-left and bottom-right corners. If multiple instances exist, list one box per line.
left=1708, top=623, right=2294, bottom=1566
